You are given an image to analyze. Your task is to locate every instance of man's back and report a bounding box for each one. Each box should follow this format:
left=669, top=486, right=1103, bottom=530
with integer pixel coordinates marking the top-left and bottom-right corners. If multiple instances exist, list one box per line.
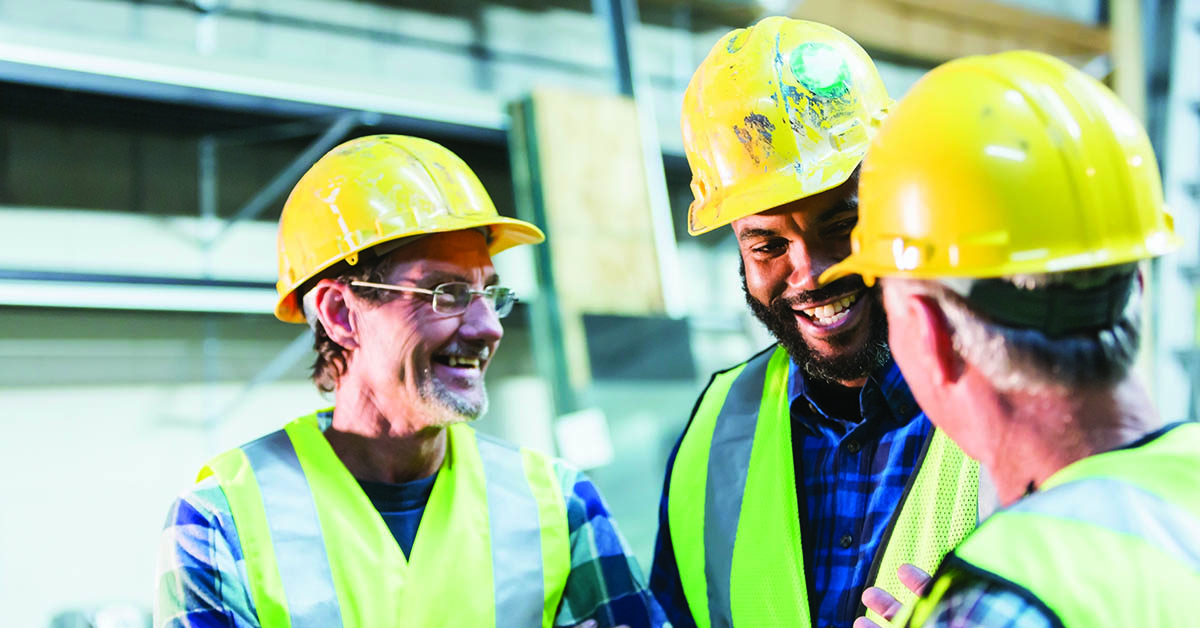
left=911, top=421, right=1200, bottom=628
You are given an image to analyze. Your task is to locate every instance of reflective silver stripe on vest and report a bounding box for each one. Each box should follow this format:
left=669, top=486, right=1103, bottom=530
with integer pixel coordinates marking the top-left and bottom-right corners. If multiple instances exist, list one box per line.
left=242, top=429, right=344, bottom=627
left=704, top=350, right=775, bottom=628
left=476, top=433, right=545, bottom=628
left=1013, top=477, right=1200, bottom=572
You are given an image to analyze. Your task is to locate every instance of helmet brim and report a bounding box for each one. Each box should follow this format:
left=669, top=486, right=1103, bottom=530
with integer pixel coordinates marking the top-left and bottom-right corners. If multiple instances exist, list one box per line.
left=274, top=216, right=545, bottom=323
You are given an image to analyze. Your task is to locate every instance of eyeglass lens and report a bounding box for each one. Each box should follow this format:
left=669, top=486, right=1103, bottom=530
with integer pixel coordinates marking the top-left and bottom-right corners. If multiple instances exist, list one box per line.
left=432, top=283, right=516, bottom=318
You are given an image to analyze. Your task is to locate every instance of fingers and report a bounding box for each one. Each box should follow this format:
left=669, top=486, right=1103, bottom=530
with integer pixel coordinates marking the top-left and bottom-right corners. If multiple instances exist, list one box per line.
left=898, top=563, right=932, bottom=596
left=861, top=586, right=904, bottom=621
left=853, top=617, right=884, bottom=628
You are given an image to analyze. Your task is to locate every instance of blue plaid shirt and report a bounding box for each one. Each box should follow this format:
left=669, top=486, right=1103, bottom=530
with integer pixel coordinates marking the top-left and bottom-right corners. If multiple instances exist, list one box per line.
left=923, top=580, right=1054, bottom=627
left=650, top=353, right=932, bottom=628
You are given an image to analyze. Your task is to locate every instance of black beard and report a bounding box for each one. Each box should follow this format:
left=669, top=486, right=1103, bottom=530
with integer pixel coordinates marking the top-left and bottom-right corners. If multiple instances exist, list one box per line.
left=741, top=263, right=890, bottom=384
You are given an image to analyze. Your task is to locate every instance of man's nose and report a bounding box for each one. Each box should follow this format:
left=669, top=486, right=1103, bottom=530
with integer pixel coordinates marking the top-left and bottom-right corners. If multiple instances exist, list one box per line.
left=786, top=245, right=828, bottom=293
left=459, top=294, right=504, bottom=343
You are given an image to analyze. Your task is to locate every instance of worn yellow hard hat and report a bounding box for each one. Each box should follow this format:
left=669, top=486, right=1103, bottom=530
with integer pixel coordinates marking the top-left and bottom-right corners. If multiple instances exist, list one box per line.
left=274, top=134, right=545, bottom=323
left=822, top=50, right=1180, bottom=287
left=681, top=17, right=892, bottom=235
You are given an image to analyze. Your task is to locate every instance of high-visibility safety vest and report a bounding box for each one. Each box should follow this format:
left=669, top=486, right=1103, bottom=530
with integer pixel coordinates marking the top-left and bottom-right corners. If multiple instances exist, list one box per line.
left=199, top=412, right=571, bottom=628
left=905, top=422, right=1200, bottom=627
left=668, top=346, right=982, bottom=628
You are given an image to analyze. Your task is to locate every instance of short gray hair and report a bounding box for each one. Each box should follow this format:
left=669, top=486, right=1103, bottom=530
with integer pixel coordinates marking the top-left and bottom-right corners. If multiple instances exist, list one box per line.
left=886, top=263, right=1142, bottom=392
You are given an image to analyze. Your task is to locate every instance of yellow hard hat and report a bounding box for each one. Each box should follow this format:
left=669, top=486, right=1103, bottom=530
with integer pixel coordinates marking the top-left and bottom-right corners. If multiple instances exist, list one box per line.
left=681, top=17, right=892, bottom=235
left=822, top=50, right=1180, bottom=287
left=274, top=134, right=545, bottom=323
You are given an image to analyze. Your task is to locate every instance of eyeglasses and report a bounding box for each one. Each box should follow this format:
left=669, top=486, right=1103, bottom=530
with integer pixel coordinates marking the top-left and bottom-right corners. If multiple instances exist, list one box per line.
left=349, top=280, right=518, bottom=318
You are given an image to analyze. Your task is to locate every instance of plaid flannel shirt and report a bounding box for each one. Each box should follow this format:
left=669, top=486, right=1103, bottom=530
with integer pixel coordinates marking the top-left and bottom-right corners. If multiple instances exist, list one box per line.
left=923, top=579, right=1055, bottom=628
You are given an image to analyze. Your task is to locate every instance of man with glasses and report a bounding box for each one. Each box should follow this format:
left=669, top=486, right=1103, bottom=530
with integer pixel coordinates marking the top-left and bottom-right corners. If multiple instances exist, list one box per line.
left=154, top=135, right=664, bottom=628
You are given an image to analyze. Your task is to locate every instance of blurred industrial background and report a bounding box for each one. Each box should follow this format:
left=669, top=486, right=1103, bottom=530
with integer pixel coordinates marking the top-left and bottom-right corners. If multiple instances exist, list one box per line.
left=0, top=0, right=1196, bottom=625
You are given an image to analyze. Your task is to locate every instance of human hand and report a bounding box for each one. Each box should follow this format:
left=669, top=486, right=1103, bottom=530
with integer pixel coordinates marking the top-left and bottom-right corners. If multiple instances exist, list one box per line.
left=852, top=563, right=932, bottom=628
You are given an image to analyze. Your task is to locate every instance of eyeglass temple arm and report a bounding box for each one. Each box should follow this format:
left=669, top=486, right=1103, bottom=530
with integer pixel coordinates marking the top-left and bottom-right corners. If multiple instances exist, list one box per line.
left=348, top=281, right=436, bottom=295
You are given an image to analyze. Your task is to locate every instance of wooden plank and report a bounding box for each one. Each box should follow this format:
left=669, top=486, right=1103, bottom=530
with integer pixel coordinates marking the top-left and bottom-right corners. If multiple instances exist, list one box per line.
left=891, top=0, right=1109, bottom=51
left=646, top=0, right=1110, bottom=64
left=528, top=88, right=665, bottom=316
left=1110, top=0, right=1145, bottom=120
left=509, top=88, right=667, bottom=392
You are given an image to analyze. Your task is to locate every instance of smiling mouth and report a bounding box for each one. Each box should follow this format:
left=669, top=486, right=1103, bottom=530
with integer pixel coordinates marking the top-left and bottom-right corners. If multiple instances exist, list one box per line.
left=431, top=349, right=489, bottom=371
left=795, top=291, right=861, bottom=327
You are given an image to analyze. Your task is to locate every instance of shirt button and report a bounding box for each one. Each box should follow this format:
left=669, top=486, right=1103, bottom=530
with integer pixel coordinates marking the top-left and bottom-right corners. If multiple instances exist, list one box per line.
left=899, top=403, right=912, bottom=415
left=845, top=440, right=861, bottom=454
left=840, top=534, right=854, bottom=549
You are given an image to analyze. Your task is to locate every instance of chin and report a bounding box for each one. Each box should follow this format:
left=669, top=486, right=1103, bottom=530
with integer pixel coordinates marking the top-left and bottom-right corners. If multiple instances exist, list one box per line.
left=414, top=380, right=488, bottom=427
left=805, top=327, right=871, bottom=357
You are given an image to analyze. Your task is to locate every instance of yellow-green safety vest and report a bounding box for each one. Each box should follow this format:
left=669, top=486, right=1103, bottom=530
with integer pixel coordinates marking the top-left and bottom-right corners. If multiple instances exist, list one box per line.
left=200, top=411, right=571, bottom=628
left=906, top=422, right=1200, bottom=627
left=668, top=346, right=982, bottom=627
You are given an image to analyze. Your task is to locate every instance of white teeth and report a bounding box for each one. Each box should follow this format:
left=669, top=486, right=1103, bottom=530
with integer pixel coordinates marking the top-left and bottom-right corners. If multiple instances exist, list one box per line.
left=813, top=308, right=851, bottom=326
left=800, top=292, right=859, bottom=321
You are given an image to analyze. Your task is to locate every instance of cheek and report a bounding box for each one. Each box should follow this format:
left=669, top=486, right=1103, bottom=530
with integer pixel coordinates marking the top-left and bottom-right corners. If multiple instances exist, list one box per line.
left=884, top=311, right=923, bottom=380
left=743, top=257, right=787, bottom=303
left=359, top=309, right=431, bottom=358
left=830, top=233, right=853, bottom=262
left=409, top=317, right=459, bottom=351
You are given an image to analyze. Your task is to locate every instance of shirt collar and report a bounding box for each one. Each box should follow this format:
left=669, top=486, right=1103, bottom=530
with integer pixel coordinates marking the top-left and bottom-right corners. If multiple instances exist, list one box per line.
left=787, top=353, right=922, bottom=433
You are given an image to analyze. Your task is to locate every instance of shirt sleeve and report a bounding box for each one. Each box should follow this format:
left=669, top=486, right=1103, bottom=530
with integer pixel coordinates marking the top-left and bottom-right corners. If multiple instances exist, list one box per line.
left=154, top=477, right=259, bottom=628
left=648, top=433, right=695, bottom=628
left=552, top=461, right=669, bottom=628
left=921, top=577, right=1057, bottom=628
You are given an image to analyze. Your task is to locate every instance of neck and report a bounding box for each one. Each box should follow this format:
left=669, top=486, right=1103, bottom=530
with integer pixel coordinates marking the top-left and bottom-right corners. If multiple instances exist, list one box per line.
left=985, top=376, right=1162, bottom=505
left=807, top=377, right=864, bottom=420
left=324, top=379, right=449, bottom=484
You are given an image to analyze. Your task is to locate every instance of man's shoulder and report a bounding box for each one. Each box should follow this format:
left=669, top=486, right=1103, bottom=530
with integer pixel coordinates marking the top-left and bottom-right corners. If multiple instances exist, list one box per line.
left=922, top=574, right=1057, bottom=628
left=168, top=475, right=235, bottom=526
left=160, top=475, right=245, bottom=573
left=708, top=344, right=779, bottom=379
left=465, top=428, right=584, bottom=497
left=690, top=343, right=781, bottom=402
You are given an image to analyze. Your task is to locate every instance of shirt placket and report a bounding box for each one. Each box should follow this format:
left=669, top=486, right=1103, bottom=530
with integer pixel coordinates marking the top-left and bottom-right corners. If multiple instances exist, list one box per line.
left=833, top=423, right=871, bottom=626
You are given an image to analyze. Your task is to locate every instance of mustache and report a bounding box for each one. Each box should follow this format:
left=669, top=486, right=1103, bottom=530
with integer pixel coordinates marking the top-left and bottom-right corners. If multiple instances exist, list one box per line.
left=773, top=275, right=869, bottom=309
left=435, top=343, right=491, bottom=360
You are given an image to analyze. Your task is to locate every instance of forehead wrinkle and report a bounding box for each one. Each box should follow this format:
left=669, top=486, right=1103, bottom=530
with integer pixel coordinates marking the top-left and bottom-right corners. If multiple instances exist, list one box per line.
left=395, top=263, right=498, bottom=286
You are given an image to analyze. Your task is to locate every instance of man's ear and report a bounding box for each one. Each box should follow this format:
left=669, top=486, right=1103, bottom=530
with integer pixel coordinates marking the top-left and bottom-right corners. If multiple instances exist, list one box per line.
left=313, top=279, right=358, bottom=350
left=909, top=293, right=963, bottom=386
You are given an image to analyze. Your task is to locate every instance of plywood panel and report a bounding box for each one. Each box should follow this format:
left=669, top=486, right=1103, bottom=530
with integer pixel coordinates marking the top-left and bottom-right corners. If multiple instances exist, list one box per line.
left=528, top=88, right=666, bottom=315
left=508, top=88, right=668, bottom=397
